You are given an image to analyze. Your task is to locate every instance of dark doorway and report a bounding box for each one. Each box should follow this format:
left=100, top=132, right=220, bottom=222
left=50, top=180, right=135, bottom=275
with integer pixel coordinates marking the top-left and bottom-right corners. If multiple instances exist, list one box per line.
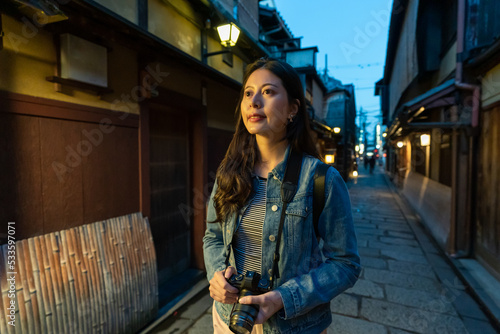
left=149, top=105, right=192, bottom=285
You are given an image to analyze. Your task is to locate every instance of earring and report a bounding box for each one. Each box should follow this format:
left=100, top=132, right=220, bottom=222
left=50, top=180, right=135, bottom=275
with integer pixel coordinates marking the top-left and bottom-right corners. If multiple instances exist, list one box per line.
left=288, top=115, right=294, bottom=123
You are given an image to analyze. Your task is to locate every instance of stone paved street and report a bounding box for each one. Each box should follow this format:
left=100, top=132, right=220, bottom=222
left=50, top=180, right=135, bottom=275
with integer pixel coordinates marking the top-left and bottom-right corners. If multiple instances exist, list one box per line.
left=151, top=165, right=498, bottom=334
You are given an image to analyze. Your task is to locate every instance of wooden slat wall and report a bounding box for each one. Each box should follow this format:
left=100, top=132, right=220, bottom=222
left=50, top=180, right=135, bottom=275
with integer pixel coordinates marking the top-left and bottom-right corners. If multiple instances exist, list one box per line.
left=0, top=94, right=140, bottom=240
left=476, top=106, right=500, bottom=277
left=0, top=213, right=158, bottom=333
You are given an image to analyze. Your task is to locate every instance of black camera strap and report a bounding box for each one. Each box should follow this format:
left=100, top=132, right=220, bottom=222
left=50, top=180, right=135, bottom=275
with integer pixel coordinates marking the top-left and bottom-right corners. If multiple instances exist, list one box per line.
left=269, top=148, right=303, bottom=289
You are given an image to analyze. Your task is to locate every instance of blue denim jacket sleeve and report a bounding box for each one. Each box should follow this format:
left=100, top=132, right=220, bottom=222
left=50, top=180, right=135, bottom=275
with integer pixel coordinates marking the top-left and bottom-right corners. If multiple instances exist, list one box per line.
left=202, top=181, right=228, bottom=282
left=275, top=167, right=361, bottom=319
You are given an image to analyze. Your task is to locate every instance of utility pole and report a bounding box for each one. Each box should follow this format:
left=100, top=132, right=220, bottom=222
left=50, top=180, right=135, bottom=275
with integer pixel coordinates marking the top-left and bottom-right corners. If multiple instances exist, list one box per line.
left=357, top=107, right=367, bottom=155
left=324, top=54, right=328, bottom=77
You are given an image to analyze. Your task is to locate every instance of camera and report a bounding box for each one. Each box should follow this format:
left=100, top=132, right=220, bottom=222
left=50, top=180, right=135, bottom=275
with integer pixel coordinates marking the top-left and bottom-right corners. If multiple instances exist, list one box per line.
left=227, top=271, right=271, bottom=334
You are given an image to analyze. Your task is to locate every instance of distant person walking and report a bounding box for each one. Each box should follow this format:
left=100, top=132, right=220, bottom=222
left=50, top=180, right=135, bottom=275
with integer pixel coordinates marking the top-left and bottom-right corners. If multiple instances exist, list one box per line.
left=364, top=156, right=369, bottom=170
left=369, top=155, right=376, bottom=174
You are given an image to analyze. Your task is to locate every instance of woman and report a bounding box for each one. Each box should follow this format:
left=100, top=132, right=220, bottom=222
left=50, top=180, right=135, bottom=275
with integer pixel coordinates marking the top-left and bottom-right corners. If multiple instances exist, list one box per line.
left=203, top=58, right=360, bottom=334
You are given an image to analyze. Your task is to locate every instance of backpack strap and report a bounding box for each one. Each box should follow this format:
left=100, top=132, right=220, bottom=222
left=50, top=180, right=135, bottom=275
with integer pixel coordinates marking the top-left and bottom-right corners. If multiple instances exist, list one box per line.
left=313, top=162, right=330, bottom=240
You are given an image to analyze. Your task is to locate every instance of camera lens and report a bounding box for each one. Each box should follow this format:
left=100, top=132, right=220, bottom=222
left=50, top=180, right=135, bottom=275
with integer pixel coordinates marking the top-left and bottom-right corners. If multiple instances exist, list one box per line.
left=229, top=289, right=259, bottom=334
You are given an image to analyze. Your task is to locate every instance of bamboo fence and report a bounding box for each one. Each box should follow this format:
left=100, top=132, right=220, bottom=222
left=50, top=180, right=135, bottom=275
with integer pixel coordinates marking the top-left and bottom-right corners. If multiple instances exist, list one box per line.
left=0, top=212, right=158, bottom=333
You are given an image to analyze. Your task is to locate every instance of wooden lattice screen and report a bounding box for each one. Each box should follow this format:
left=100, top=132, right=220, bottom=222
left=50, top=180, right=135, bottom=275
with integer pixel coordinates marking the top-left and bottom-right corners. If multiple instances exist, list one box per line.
left=0, top=212, right=158, bottom=333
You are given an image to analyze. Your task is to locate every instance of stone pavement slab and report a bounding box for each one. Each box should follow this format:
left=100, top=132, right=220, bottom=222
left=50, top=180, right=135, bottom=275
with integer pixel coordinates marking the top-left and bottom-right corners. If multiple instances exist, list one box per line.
left=377, top=242, right=425, bottom=255
left=345, top=279, right=384, bottom=299
left=360, top=255, right=388, bottom=269
left=151, top=291, right=213, bottom=334
left=360, top=298, right=468, bottom=333
left=330, top=294, right=359, bottom=317
left=328, top=314, right=388, bottom=334
left=386, top=260, right=437, bottom=279
left=186, top=313, right=213, bottom=334
left=384, top=285, right=457, bottom=315
left=362, top=268, right=442, bottom=294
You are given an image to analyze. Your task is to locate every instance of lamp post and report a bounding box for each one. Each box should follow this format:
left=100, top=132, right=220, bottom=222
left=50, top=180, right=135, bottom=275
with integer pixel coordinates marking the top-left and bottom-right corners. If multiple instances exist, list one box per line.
left=203, top=23, right=240, bottom=66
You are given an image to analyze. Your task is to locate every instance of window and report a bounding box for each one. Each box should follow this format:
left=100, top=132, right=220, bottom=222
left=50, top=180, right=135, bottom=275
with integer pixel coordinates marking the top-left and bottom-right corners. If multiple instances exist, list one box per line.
left=416, top=0, right=457, bottom=72
left=440, top=0, right=457, bottom=56
left=466, top=0, right=500, bottom=53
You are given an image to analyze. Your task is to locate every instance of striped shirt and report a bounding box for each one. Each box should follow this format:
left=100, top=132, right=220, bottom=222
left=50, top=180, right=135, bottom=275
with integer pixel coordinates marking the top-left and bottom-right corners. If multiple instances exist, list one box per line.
left=233, top=176, right=267, bottom=275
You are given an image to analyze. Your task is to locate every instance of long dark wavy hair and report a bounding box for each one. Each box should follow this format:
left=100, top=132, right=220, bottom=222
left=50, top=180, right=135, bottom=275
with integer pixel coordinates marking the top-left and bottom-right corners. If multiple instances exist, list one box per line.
left=211, top=58, right=320, bottom=224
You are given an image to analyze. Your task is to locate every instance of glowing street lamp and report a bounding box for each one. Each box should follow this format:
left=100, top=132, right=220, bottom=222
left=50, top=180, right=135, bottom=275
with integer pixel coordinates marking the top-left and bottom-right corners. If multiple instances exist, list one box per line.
left=203, top=23, right=241, bottom=65
left=217, top=23, right=240, bottom=47
left=420, top=134, right=430, bottom=147
left=333, top=127, right=341, bottom=134
left=397, top=141, right=404, bottom=148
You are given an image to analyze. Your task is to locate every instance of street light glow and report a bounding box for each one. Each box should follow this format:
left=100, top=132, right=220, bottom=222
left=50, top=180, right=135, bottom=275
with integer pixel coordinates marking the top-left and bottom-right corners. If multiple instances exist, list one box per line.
left=420, top=134, right=430, bottom=146
left=217, top=23, right=240, bottom=47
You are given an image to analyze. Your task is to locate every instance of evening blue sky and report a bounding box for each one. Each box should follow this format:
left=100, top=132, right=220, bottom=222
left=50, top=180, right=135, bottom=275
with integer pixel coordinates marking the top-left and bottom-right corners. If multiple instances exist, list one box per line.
left=272, top=0, right=393, bottom=132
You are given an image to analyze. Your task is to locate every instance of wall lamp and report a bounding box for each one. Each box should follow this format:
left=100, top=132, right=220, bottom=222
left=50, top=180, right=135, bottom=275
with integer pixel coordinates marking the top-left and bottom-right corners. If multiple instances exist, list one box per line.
left=420, top=134, right=430, bottom=146
left=333, top=127, right=341, bottom=134
left=203, top=23, right=240, bottom=66
left=218, top=23, right=240, bottom=47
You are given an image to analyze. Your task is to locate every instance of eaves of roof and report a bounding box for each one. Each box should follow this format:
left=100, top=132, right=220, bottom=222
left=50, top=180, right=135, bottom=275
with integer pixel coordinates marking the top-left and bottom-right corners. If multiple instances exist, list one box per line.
left=55, top=0, right=266, bottom=90
left=400, top=79, right=455, bottom=113
left=259, top=4, right=294, bottom=42
left=387, top=79, right=458, bottom=137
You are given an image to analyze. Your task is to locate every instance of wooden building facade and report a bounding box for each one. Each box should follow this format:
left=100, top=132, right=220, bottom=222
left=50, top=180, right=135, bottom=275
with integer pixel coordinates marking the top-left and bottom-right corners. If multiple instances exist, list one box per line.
left=377, top=0, right=500, bottom=320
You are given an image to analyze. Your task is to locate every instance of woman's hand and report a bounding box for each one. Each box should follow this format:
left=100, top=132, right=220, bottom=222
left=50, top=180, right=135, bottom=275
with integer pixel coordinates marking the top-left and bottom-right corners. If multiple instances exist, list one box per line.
left=209, top=266, right=239, bottom=304
left=239, top=290, right=284, bottom=324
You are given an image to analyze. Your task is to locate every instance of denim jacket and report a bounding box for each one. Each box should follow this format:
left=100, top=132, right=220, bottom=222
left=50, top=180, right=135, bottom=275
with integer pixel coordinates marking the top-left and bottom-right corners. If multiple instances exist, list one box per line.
left=203, top=147, right=361, bottom=334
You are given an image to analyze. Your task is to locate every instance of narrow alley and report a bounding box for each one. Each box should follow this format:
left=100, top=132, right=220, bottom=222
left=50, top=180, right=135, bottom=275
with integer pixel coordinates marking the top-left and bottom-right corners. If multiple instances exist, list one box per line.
left=149, top=165, right=498, bottom=334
